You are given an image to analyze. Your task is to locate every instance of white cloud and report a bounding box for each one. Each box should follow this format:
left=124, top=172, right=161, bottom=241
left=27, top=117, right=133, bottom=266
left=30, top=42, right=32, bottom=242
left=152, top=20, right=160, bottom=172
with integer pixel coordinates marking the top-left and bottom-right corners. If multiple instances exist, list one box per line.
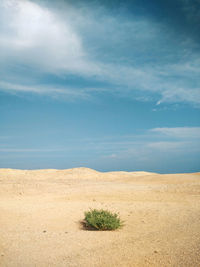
left=151, top=127, right=200, bottom=139
left=99, top=127, right=200, bottom=160
left=1, top=127, right=199, bottom=172
left=0, top=148, right=63, bottom=152
left=156, top=86, right=200, bottom=106
left=0, top=81, right=89, bottom=99
left=0, top=0, right=200, bottom=106
left=0, top=0, right=88, bottom=73
left=147, top=141, right=184, bottom=150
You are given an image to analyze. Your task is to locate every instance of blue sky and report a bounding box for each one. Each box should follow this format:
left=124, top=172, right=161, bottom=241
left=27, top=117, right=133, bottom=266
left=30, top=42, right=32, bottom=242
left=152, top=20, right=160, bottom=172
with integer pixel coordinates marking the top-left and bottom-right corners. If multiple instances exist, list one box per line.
left=0, top=0, right=200, bottom=173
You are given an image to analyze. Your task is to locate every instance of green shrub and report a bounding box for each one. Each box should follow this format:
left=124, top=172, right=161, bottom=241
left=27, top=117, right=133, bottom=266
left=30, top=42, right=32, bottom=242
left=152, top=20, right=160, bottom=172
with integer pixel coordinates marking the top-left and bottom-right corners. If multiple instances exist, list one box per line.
left=84, top=209, right=123, bottom=230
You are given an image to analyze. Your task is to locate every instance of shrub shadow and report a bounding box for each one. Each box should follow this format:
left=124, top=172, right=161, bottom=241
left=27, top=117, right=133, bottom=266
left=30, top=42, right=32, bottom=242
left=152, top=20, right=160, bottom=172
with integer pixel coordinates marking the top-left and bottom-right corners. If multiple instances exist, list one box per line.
left=79, top=220, right=99, bottom=231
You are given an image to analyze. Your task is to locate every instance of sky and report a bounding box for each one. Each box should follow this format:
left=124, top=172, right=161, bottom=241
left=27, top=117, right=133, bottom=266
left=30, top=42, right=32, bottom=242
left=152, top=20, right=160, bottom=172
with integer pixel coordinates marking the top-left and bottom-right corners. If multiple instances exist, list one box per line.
left=0, top=0, right=200, bottom=173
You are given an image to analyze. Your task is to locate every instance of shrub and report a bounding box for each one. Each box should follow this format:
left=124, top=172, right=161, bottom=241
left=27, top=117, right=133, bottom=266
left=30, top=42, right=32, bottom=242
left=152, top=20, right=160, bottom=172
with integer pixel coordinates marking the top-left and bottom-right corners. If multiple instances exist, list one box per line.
left=83, top=209, right=123, bottom=230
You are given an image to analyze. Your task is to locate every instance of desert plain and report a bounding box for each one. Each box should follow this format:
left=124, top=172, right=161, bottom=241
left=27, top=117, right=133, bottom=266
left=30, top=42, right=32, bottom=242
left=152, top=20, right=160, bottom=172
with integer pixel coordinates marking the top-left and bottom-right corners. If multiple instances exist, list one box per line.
left=0, top=168, right=200, bottom=267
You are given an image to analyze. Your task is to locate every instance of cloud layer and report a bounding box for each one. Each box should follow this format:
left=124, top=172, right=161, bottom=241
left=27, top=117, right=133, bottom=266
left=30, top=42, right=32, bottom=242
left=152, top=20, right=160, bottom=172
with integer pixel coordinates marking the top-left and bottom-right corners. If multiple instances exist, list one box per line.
left=0, top=0, right=200, bottom=106
left=1, top=127, right=199, bottom=172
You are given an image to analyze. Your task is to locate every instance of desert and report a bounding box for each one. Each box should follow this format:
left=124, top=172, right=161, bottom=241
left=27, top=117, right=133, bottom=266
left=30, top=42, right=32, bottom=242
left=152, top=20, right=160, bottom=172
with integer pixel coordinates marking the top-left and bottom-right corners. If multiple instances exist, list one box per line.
left=0, top=168, right=200, bottom=267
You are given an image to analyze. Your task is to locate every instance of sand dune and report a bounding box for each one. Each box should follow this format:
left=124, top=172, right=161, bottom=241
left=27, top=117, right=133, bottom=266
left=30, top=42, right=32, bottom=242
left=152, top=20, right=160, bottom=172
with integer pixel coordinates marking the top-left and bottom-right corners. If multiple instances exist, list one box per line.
left=0, top=168, right=200, bottom=266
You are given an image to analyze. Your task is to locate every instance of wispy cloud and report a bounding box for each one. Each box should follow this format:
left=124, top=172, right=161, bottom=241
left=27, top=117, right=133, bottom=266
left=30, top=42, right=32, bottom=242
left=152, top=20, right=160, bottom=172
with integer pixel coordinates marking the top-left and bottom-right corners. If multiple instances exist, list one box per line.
left=0, top=127, right=199, bottom=172
left=0, top=0, right=200, bottom=106
left=100, top=127, right=200, bottom=159
left=0, top=148, right=64, bottom=152
left=0, top=81, right=90, bottom=100
left=151, top=127, right=200, bottom=139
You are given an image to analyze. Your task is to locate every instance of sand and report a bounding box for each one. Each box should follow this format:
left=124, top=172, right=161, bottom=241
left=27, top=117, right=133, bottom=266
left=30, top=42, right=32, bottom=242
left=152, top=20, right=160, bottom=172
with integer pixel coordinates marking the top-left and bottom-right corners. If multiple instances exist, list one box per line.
left=0, top=168, right=200, bottom=267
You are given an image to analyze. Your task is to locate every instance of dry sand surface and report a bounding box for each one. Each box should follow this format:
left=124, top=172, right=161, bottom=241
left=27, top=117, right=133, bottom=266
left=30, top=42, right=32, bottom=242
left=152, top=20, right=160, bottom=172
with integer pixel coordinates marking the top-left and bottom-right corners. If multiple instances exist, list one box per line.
left=0, top=168, right=200, bottom=267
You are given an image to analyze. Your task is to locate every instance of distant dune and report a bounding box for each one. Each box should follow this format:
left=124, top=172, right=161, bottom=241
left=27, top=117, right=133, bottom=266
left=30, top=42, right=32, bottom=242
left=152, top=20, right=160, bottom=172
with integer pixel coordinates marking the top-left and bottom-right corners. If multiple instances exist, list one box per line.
left=0, top=167, right=155, bottom=174
left=0, top=168, right=200, bottom=266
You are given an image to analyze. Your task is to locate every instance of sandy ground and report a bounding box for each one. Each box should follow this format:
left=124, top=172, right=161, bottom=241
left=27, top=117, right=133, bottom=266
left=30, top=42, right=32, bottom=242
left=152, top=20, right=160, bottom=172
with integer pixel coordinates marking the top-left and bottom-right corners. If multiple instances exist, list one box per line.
left=0, top=168, right=200, bottom=267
